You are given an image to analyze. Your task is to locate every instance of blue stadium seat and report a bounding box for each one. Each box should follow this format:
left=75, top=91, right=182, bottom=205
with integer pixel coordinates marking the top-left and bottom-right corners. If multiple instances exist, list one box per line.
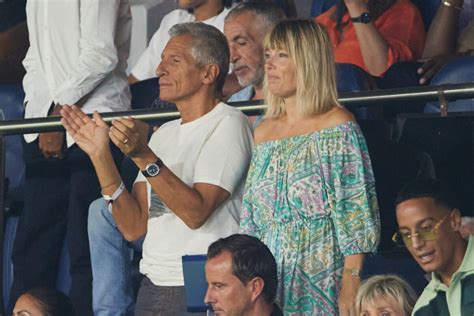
left=336, top=63, right=374, bottom=119
left=310, top=0, right=336, bottom=17
left=362, top=250, right=428, bottom=296
left=424, top=56, right=474, bottom=113
left=336, top=63, right=372, bottom=93
left=130, top=77, right=160, bottom=110
left=2, top=216, right=18, bottom=306
left=0, top=85, right=25, bottom=202
left=182, top=255, right=209, bottom=313
left=0, top=84, right=71, bottom=309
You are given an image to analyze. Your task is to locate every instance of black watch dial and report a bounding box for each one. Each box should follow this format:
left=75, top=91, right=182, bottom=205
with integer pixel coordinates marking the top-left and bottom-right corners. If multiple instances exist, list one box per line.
left=146, top=164, right=160, bottom=177
left=360, top=12, right=371, bottom=23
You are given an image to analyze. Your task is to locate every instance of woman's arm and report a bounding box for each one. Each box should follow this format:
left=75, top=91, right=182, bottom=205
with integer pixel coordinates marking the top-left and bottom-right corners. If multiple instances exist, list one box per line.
left=338, top=253, right=365, bottom=316
left=344, top=0, right=390, bottom=76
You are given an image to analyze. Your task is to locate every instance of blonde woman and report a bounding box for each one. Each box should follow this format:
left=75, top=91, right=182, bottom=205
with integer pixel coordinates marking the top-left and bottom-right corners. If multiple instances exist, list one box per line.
left=239, top=20, right=380, bottom=315
left=356, top=275, right=417, bottom=316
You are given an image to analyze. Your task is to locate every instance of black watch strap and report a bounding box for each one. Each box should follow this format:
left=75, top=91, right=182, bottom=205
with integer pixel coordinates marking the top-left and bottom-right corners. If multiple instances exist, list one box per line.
left=141, top=158, right=164, bottom=178
left=351, top=12, right=372, bottom=24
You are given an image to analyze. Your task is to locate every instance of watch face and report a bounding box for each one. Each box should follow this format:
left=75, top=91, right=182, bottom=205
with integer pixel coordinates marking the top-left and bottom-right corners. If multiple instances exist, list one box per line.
left=147, top=164, right=160, bottom=177
left=361, top=12, right=371, bottom=23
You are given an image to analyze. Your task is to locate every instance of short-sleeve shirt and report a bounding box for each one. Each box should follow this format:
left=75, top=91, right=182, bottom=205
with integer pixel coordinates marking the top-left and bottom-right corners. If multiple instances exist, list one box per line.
left=315, top=0, right=425, bottom=75
left=137, top=102, right=253, bottom=286
left=131, top=7, right=231, bottom=81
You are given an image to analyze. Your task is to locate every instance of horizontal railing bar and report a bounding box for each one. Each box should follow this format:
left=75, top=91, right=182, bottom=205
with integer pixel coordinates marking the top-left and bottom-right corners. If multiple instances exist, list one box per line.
left=0, top=83, right=473, bottom=135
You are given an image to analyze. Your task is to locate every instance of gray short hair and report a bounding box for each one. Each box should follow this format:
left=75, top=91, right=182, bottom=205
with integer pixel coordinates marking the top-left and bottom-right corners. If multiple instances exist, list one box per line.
left=225, top=2, right=286, bottom=36
left=168, top=22, right=229, bottom=94
left=356, top=274, right=417, bottom=316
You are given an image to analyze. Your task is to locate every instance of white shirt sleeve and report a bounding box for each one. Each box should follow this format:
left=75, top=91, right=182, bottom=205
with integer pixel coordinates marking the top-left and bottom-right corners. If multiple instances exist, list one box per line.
left=193, top=113, right=253, bottom=194
left=131, top=9, right=194, bottom=81
left=52, top=0, right=122, bottom=105
left=22, top=46, right=36, bottom=105
left=130, top=12, right=174, bottom=81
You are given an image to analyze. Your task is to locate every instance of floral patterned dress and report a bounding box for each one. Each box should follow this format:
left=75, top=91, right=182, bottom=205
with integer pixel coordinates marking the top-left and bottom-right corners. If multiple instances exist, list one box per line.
left=240, top=121, right=380, bottom=315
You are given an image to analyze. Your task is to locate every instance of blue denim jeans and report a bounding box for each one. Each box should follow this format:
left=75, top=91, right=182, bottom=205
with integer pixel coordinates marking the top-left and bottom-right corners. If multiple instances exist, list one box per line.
left=88, top=198, right=143, bottom=316
left=8, top=141, right=121, bottom=316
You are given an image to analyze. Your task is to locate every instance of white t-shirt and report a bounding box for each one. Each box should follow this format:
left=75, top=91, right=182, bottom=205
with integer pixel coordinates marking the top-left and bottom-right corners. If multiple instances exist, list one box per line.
left=131, top=7, right=231, bottom=81
left=137, top=102, right=253, bottom=286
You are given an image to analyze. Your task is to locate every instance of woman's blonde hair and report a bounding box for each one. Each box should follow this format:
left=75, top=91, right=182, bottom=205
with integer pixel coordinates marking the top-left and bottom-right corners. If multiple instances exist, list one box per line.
left=263, top=19, right=339, bottom=119
left=356, top=274, right=417, bottom=316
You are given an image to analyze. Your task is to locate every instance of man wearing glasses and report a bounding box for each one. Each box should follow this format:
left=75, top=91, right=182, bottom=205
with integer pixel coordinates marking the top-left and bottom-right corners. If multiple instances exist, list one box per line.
left=393, top=179, right=473, bottom=316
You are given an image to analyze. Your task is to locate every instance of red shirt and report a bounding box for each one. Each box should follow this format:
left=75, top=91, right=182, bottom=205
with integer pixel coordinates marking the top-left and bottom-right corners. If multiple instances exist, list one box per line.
left=316, top=0, right=426, bottom=74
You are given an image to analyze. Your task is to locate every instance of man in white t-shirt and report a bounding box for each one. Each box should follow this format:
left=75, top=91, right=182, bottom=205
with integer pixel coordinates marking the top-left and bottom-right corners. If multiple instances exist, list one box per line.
left=128, top=0, right=234, bottom=83
left=61, top=22, right=253, bottom=315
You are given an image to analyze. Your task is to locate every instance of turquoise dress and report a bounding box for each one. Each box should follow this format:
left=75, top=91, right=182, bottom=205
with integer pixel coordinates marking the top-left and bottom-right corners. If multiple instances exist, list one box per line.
left=240, top=121, right=380, bottom=315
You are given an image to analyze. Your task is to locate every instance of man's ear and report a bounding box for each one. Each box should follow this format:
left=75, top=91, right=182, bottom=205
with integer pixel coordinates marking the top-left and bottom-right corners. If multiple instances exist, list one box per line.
left=202, top=63, right=220, bottom=85
left=450, top=208, right=463, bottom=231
left=249, top=277, right=265, bottom=302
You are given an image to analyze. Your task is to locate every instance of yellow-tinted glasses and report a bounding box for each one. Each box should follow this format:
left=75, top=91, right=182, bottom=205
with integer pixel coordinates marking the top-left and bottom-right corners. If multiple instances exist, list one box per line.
left=392, top=212, right=451, bottom=248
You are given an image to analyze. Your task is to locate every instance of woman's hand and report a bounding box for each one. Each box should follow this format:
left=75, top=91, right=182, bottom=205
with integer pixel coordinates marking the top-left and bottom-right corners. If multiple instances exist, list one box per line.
left=109, top=117, right=150, bottom=158
left=60, top=105, right=110, bottom=157
left=338, top=273, right=360, bottom=316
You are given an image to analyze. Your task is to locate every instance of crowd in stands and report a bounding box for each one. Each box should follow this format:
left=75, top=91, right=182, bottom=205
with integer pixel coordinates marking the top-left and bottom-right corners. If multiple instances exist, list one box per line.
left=0, top=0, right=472, bottom=315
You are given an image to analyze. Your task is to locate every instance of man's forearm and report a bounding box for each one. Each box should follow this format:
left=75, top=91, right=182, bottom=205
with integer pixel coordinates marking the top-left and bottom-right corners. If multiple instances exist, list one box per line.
left=346, top=2, right=389, bottom=76
left=132, top=149, right=228, bottom=230
left=423, top=0, right=463, bottom=58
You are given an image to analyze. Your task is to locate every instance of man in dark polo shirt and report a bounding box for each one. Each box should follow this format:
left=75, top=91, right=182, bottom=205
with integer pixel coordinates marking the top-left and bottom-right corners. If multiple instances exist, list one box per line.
left=394, top=179, right=474, bottom=316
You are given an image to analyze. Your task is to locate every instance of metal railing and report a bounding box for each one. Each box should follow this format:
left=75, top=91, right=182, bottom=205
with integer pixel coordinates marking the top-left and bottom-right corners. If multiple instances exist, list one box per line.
left=0, top=82, right=472, bottom=311
left=0, top=82, right=473, bottom=135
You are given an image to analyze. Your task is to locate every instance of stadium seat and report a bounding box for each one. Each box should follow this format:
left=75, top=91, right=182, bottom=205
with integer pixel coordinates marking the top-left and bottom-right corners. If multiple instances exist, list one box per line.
left=336, top=63, right=372, bottom=93
left=362, top=250, right=428, bottom=296
left=182, top=255, right=209, bottom=313
left=424, top=56, right=474, bottom=113
left=130, top=77, right=160, bottom=110
left=310, top=0, right=336, bottom=17
left=0, top=84, right=25, bottom=203
left=0, top=84, right=71, bottom=311
left=336, top=63, right=374, bottom=119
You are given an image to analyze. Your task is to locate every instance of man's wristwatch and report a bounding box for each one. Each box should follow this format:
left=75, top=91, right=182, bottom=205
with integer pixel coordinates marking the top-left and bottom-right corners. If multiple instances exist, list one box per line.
left=141, top=158, right=164, bottom=177
left=351, top=12, right=372, bottom=24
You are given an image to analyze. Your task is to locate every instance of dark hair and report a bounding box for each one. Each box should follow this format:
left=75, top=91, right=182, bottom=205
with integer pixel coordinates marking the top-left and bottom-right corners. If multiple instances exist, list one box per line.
left=395, top=179, right=458, bottom=211
left=24, top=287, right=75, bottom=316
left=224, top=0, right=235, bottom=8
left=207, top=234, right=278, bottom=304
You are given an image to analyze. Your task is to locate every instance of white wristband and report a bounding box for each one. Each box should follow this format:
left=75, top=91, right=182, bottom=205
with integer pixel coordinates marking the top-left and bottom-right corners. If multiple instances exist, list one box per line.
left=102, top=181, right=125, bottom=202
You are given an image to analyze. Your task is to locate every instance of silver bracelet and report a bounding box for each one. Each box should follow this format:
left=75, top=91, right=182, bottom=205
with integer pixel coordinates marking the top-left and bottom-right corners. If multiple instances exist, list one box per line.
left=102, top=181, right=125, bottom=202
